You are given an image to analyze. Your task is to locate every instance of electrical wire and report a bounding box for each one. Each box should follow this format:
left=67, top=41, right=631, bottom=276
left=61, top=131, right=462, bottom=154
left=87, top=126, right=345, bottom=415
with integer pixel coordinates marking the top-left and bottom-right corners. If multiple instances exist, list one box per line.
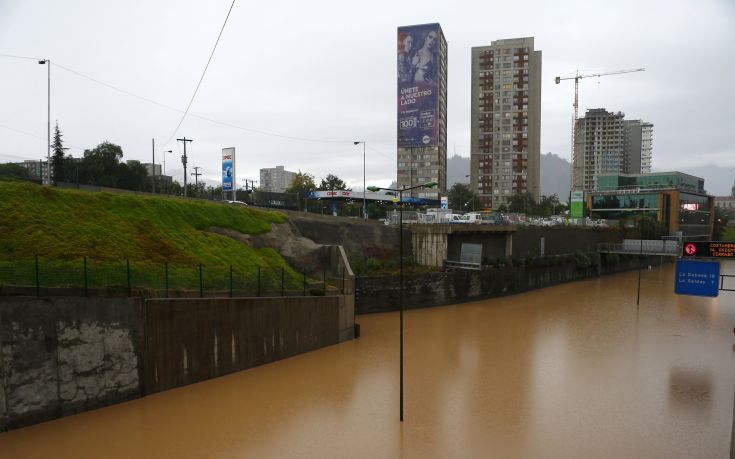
left=2, top=53, right=352, bottom=145
left=162, top=0, right=236, bottom=146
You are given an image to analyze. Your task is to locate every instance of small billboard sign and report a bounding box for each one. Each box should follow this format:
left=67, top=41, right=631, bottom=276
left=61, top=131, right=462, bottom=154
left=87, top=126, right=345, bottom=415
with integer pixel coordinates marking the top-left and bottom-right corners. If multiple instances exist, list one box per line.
left=222, top=147, right=235, bottom=191
left=674, top=259, right=720, bottom=297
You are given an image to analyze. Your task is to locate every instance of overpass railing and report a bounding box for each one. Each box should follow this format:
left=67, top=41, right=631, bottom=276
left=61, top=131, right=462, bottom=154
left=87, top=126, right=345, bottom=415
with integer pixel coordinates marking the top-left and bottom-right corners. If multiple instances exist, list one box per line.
left=598, top=239, right=680, bottom=256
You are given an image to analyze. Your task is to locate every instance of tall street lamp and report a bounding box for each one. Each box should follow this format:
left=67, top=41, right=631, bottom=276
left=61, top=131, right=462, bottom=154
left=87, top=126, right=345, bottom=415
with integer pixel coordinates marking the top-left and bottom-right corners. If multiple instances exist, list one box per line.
left=367, top=180, right=438, bottom=422
left=38, top=59, right=50, bottom=185
left=162, top=150, right=173, bottom=175
left=354, top=141, right=367, bottom=220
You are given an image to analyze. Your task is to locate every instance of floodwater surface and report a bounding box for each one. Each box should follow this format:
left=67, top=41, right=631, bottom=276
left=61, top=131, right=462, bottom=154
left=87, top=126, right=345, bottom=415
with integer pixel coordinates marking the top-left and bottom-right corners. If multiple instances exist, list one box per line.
left=1, top=262, right=735, bottom=458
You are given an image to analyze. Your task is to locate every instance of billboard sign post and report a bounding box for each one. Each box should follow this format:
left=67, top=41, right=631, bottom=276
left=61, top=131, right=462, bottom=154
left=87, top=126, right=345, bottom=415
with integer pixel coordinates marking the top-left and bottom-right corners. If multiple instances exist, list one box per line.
left=397, top=24, right=440, bottom=148
left=222, top=147, right=235, bottom=201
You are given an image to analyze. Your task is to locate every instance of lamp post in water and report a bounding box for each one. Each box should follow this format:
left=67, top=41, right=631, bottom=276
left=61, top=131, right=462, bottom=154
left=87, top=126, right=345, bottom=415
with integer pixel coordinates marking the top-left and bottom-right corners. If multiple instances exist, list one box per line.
left=367, top=181, right=438, bottom=422
left=353, top=141, right=367, bottom=220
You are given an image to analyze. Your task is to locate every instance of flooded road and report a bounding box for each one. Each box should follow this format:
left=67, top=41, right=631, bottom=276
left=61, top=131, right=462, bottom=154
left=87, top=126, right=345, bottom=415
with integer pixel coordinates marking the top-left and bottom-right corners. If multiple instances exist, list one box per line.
left=1, top=262, right=735, bottom=458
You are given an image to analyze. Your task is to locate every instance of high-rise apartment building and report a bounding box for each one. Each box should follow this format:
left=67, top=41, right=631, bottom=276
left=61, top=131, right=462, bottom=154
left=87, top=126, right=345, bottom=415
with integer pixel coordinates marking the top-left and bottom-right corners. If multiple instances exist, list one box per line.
left=397, top=23, right=448, bottom=199
left=573, top=109, right=654, bottom=191
left=640, top=122, right=653, bottom=173
left=260, top=165, right=296, bottom=193
left=470, top=37, right=542, bottom=210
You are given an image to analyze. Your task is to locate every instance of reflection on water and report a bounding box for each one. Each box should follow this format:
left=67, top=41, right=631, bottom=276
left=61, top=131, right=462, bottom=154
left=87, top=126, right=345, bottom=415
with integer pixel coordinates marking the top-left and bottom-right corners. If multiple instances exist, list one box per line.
left=1, top=262, right=734, bottom=458
left=669, top=366, right=712, bottom=409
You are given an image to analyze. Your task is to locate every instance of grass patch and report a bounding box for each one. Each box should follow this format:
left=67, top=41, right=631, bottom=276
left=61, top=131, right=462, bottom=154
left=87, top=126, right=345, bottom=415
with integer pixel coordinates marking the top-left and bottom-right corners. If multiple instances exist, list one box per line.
left=0, top=181, right=304, bottom=289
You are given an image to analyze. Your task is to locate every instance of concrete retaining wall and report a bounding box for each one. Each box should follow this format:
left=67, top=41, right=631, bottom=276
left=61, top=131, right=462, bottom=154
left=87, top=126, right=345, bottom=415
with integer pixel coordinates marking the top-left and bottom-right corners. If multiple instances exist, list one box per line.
left=0, top=293, right=353, bottom=432
left=356, top=255, right=664, bottom=314
left=0, top=297, right=143, bottom=431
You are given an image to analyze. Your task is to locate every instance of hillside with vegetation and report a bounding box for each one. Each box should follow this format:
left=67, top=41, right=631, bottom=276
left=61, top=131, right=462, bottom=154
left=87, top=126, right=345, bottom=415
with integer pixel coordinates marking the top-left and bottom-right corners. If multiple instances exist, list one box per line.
left=0, top=180, right=304, bottom=292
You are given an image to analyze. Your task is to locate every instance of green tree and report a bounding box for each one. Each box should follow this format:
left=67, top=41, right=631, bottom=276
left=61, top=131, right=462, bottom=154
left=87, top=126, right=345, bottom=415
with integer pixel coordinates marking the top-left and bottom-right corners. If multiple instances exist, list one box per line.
left=537, top=194, right=561, bottom=216
left=50, top=122, right=69, bottom=185
left=507, top=191, right=537, bottom=215
left=78, top=141, right=125, bottom=188
left=0, top=163, right=30, bottom=180
left=286, top=171, right=317, bottom=195
left=318, top=173, right=348, bottom=191
left=714, top=207, right=730, bottom=240
left=447, top=183, right=481, bottom=212
left=117, top=160, right=149, bottom=191
left=722, top=227, right=735, bottom=242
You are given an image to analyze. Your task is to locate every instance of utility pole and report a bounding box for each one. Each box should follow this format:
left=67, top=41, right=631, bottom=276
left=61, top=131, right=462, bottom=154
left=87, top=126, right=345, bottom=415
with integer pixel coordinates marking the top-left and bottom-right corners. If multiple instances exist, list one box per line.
left=151, top=138, right=155, bottom=194
left=191, top=166, right=202, bottom=188
left=177, top=137, right=192, bottom=197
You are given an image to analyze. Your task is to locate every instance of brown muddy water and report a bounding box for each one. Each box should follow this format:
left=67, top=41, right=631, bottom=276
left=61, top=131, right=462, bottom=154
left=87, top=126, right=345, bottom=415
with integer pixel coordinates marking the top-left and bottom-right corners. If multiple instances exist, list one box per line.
left=1, top=262, right=735, bottom=458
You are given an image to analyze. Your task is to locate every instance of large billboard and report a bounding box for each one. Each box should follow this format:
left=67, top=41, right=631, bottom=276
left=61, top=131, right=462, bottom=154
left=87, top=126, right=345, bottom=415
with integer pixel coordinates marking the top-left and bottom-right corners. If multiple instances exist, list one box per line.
left=222, top=147, right=235, bottom=191
left=397, top=24, right=440, bottom=148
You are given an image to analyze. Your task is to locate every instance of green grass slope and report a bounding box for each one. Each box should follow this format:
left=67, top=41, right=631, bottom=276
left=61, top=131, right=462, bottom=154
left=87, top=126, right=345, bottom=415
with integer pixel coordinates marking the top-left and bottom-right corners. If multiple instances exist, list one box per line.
left=0, top=180, right=303, bottom=291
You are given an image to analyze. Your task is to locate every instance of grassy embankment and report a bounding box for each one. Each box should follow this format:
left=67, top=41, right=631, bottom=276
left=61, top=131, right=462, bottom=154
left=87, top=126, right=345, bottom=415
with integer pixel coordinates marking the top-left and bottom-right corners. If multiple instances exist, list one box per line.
left=0, top=180, right=303, bottom=293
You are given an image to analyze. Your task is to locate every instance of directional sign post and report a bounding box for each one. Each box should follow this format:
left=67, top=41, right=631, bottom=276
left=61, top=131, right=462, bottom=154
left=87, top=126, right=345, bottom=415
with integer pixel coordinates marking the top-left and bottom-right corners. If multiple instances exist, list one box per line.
left=674, top=259, right=720, bottom=297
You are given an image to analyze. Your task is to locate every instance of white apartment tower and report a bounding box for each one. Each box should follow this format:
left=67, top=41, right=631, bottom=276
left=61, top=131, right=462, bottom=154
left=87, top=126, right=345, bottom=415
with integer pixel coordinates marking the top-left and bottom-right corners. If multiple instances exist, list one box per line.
left=470, top=37, right=542, bottom=210
left=259, top=166, right=296, bottom=193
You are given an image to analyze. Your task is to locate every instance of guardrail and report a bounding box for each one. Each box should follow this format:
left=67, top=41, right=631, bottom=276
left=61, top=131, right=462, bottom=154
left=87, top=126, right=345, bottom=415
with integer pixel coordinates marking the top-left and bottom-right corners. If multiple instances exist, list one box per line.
left=598, top=240, right=680, bottom=256
left=443, top=260, right=482, bottom=271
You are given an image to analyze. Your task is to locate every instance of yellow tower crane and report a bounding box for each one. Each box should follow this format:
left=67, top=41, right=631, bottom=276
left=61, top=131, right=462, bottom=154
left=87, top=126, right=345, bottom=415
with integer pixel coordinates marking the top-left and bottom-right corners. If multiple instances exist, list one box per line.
left=555, top=68, right=645, bottom=191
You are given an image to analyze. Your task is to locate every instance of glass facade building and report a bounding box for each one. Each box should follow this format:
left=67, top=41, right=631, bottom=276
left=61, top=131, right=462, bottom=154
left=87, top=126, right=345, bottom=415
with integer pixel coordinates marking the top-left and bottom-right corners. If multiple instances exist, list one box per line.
left=587, top=172, right=713, bottom=239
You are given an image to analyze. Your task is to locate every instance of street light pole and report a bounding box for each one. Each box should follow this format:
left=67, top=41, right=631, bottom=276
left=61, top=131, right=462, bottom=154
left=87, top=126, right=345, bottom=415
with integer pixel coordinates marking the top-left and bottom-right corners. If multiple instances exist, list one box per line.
left=354, top=141, right=367, bottom=220
left=38, top=59, right=50, bottom=185
left=367, top=181, right=438, bottom=423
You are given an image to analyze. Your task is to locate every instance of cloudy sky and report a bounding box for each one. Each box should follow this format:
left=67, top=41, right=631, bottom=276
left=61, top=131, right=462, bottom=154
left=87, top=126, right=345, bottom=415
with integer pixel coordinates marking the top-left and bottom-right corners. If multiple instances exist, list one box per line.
left=1, top=0, right=734, bottom=193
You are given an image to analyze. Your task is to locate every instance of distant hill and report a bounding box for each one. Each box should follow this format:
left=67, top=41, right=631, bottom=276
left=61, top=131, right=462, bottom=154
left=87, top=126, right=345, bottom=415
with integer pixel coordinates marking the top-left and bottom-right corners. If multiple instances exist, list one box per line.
left=447, top=153, right=571, bottom=200
left=447, top=154, right=469, bottom=188
left=540, top=153, right=571, bottom=200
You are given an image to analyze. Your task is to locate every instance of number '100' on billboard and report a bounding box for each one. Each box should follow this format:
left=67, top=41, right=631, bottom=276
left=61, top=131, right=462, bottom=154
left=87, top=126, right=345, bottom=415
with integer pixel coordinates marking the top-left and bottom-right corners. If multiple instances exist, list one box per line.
left=222, top=147, right=235, bottom=191
left=397, top=24, right=440, bottom=148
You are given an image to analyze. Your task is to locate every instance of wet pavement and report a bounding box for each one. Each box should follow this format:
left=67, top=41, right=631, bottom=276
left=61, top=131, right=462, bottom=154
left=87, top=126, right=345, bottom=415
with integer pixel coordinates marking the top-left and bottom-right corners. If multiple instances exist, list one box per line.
left=1, top=262, right=734, bottom=458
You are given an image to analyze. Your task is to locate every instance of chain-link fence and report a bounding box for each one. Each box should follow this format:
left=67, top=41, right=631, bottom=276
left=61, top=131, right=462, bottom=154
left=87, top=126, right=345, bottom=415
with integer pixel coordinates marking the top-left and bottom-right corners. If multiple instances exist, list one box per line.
left=0, top=256, right=349, bottom=298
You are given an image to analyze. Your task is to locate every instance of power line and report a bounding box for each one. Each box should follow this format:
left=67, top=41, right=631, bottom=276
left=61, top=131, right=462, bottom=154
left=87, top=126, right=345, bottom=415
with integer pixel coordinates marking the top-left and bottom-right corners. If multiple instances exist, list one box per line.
left=163, top=0, right=236, bottom=146
left=2, top=53, right=351, bottom=145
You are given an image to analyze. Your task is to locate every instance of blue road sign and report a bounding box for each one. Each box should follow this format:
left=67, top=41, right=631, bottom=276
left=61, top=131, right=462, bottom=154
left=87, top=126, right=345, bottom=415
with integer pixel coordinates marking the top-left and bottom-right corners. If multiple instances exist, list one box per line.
left=674, top=260, right=720, bottom=297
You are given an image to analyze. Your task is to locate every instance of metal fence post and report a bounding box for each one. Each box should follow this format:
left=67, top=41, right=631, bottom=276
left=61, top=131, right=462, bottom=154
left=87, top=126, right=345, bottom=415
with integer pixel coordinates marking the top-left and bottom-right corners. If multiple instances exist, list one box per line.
left=257, top=266, right=261, bottom=297
left=323, top=269, right=326, bottom=291
left=126, top=258, right=131, bottom=297
left=199, top=264, right=203, bottom=298
left=35, top=254, right=39, bottom=297
left=165, top=262, right=169, bottom=298
left=83, top=256, right=88, bottom=297
left=230, top=265, right=233, bottom=298
left=281, top=268, right=285, bottom=297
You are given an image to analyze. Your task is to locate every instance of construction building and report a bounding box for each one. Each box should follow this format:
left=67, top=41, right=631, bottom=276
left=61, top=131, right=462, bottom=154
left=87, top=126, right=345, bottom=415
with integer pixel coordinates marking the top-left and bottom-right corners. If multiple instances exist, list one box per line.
left=469, top=37, right=542, bottom=210
left=573, top=109, right=654, bottom=192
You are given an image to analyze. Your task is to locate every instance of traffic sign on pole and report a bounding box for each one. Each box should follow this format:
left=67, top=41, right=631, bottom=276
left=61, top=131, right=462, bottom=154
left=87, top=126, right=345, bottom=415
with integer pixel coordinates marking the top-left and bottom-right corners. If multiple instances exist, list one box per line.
left=674, top=259, right=720, bottom=297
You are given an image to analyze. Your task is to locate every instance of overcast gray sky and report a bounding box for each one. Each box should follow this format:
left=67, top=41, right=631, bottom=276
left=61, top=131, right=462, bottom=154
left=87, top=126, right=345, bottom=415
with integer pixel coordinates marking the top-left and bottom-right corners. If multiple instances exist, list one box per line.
left=1, top=0, right=734, bottom=193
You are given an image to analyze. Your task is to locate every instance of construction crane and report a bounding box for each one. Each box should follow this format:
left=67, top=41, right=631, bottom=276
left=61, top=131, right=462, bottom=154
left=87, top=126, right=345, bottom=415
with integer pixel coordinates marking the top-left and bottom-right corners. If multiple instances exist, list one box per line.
left=555, top=68, right=645, bottom=191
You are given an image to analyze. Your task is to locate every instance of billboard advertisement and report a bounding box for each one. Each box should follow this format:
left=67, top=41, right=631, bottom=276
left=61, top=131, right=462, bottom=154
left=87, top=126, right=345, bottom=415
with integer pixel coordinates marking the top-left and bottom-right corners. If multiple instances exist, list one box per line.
left=397, top=24, right=440, bottom=148
left=222, top=147, right=235, bottom=191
